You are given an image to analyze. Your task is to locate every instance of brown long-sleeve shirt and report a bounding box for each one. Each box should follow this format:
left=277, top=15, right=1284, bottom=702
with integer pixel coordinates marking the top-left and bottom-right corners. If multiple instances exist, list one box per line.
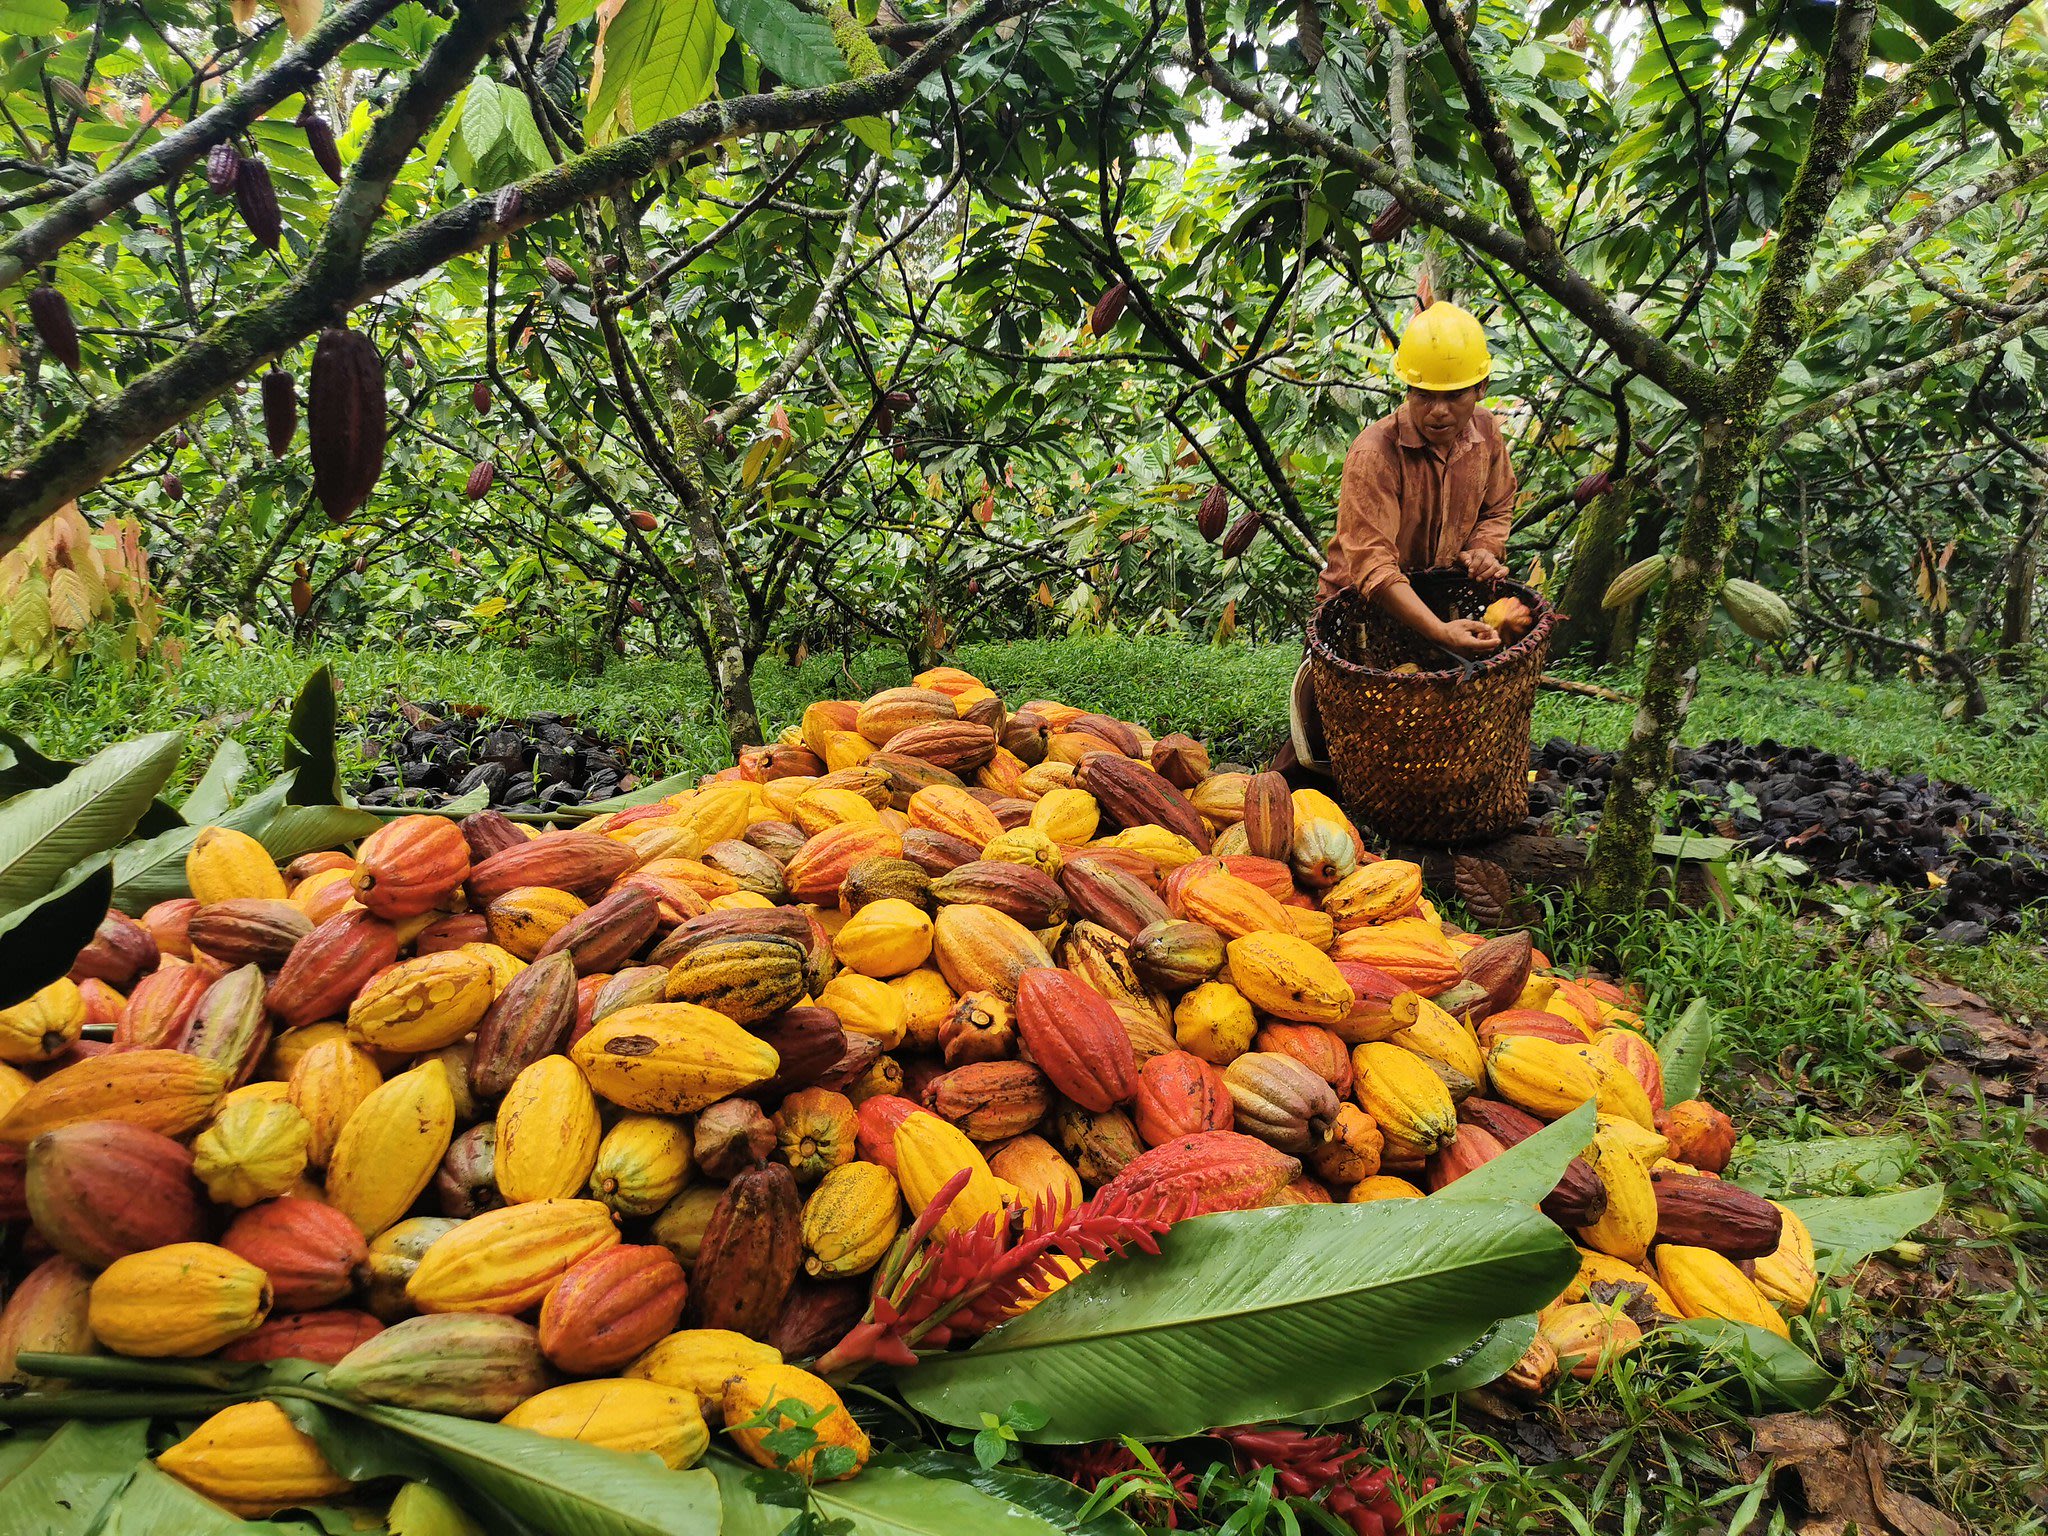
left=1317, top=403, right=1517, bottom=603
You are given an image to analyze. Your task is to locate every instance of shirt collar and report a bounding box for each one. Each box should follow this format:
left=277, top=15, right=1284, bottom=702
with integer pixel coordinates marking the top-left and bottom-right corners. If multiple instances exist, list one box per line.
left=1395, top=401, right=1481, bottom=460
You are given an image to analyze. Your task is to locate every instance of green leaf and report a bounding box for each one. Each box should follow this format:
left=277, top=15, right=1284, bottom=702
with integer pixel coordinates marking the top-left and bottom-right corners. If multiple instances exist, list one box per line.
left=259, top=805, right=384, bottom=864
left=1652, top=832, right=1738, bottom=862
left=1430, top=1101, right=1595, bottom=1207
left=588, top=0, right=732, bottom=146
left=301, top=1396, right=721, bottom=1535
left=880, top=1450, right=1145, bottom=1536
left=848, top=116, right=893, bottom=157
left=1734, top=1134, right=1914, bottom=1196
left=899, top=1200, right=1578, bottom=1443
left=0, top=857, right=113, bottom=1008
left=1784, top=1185, right=1943, bottom=1272
left=179, top=739, right=252, bottom=825
left=0, top=731, right=185, bottom=838
left=0, top=731, right=184, bottom=913
left=0, top=1418, right=148, bottom=1536
left=1408, top=1315, right=1540, bottom=1400
left=1660, top=1318, right=1836, bottom=1409
left=0, top=1425, right=55, bottom=1486
left=0, top=0, right=69, bottom=34
left=284, top=667, right=342, bottom=807
left=452, top=78, right=554, bottom=191
left=717, top=0, right=846, bottom=87
left=710, top=1450, right=1073, bottom=1536
left=92, top=1461, right=250, bottom=1536
left=1656, top=998, right=1714, bottom=1105
left=557, top=769, right=698, bottom=816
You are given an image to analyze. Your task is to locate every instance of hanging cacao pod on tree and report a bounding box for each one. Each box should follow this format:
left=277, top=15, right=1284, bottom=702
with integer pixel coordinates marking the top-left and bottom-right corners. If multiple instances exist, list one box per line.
left=491, top=185, right=523, bottom=229
left=1220, top=507, right=1264, bottom=559
left=291, top=562, right=313, bottom=617
left=299, top=108, right=343, bottom=186
left=629, top=511, right=658, bottom=531
left=261, top=369, right=296, bottom=457
left=1089, top=281, right=1130, bottom=337
left=543, top=255, right=578, bottom=286
left=1197, top=483, right=1229, bottom=542
left=1572, top=470, right=1612, bottom=506
left=1369, top=202, right=1414, bottom=243
left=307, top=325, right=386, bottom=523
left=234, top=155, right=281, bottom=251
left=472, top=379, right=491, bottom=412
left=161, top=472, right=183, bottom=501
left=206, top=144, right=241, bottom=193
left=28, top=286, right=80, bottom=372
left=466, top=461, right=495, bottom=500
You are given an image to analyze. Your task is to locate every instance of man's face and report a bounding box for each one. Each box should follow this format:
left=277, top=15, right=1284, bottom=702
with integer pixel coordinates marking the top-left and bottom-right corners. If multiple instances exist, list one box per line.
left=1406, top=384, right=1482, bottom=448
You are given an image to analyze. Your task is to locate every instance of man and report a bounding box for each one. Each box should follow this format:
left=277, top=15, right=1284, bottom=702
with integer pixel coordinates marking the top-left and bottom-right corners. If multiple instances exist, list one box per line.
left=1288, top=301, right=1518, bottom=772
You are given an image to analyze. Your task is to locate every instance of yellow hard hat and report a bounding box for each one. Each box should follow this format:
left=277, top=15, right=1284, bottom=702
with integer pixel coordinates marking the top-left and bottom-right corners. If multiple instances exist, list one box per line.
left=1392, top=302, right=1492, bottom=392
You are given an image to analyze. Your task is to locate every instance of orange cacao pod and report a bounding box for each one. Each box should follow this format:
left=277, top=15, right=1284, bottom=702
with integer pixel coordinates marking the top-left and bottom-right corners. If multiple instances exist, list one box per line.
left=1134, top=1050, right=1234, bottom=1146
left=1658, top=1099, right=1736, bottom=1173
left=221, top=1197, right=368, bottom=1311
left=1100, top=1129, right=1299, bottom=1214
left=267, top=911, right=401, bottom=1031
left=1241, top=772, right=1293, bottom=861
left=352, top=815, right=471, bottom=919
left=467, top=833, right=637, bottom=907
left=116, top=960, right=211, bottom=1050
left=924, top=1060, right=1051, bottom=1142
left=538, top=1243, right=688, bottom=1374
left=26, top=1121, right=207, bottom=1268
left=220, top=1308, right=383, bottom=1365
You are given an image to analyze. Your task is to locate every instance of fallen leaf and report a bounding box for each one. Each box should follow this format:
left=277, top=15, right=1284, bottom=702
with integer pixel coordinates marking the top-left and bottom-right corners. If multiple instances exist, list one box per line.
left=1750, top=1414, right=1966, bottom=1536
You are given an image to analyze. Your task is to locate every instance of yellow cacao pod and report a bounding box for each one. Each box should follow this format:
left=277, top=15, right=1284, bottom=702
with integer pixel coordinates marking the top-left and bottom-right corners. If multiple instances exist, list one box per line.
left=1346, top=1174, right=1425, bottom=1201
left=591, top=1114, right=694, bottom=1217
left=348, top=951, right=497, bottom=1053
left=0, top=977, right=84, bottom=1062
left=1749, top=1203, right=1818, bottom=1314
left=187, top=826, right=288, bottom=904
left=908, top=784, right=1005, bottom=847
left=677, top=781, right=756, bottom=846
left=501, top=1378, right=709, bottom=1469
left=1181, top=871, right=1295, bottom=941
left=1577, top=1126, right=1658, bottom=1264
left=406, top=1198, right=620, bottom=1314
left=819, top=972, right=907, bottom=1048
left=157, top=1402, right=354, bottom=1516
left=571, top=1003, right=780, bottom=1113
left=1028, top=788, right=1100, bottom=845
left=801, top=1161, right=902, bottom=1277
left=1019, top=762, right=1077, bottom=797
left=888, top=967, right=955, bottom=1053
left=496, top=1055, right=603, bottom=1204
left=1485, top=1035, right=1605, bottom=1122
left=1654, top=1243, right=1790, bottom=1337
left=1322, top=860, right=1423, bottom=927
left=893, top=1109, right=1008, bottom=1236
left=722, top=1365, right=869, bottom=1481
left=832, top=898, right=933, bottom=978
left=931, top=903, right=1053, bottom=999
left=1594, top=1112, right=1669, bottom=1165
left=1225, top=932, right=1353, bottom=1026
left=650, top=1186, right=726, bottom=1269
left=486, top=886, right=589, bottom=960
left=1388, top=996, right=1484, bottom=1084
left=287, top=1036, right=383, bottom=1170
left=326, top=1060, right=456, bottom=1236
left=89, top=1242, right=271, bottom=1356
left=192, top=1096, right=313, bottom=1207
left=981, top=826, right=1063, bottom=875
left=626, top=1328, right=781, bottom=1413
left=1350, top=1041, right=1456, bottom=1159
left=1568, top=1247, right=1680, bottom=1317
left=1173, top=981, right=1257, bottom=1065
left=793, top=785, right=883, bottom=836
left=460, top=941, right=528, bottom=997
left=1540, top=1300, right=1642, bottom=1381
left=1571, top=1045, right=1657, bottom=1130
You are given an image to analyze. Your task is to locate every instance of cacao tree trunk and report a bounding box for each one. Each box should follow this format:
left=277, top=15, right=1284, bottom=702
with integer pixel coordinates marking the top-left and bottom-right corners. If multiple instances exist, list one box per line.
left=610, top=203, right=764, bottom=753
left=1586, top=420, right=1754, bottom=912
left=1552, top=483, right=1635, bottom=659
left=1999, top=493, right=2040, bottom=680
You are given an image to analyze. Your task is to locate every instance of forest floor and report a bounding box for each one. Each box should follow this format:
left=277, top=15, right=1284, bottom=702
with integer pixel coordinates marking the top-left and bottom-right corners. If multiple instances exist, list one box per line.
left=6, top=634, right=2047, bottom=1533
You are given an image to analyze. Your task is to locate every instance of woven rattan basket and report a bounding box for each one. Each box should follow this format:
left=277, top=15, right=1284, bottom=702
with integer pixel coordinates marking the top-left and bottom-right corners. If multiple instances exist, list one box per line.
left=1307, top=571, right=1556, bottom=844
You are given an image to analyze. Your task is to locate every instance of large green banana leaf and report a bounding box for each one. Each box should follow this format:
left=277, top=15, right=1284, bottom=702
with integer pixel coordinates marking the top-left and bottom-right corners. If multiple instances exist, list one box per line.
left=711, top=1450, right=1077, bottom=1536
left=899, top=1198, right=1578, bottom=1443
left=0, top=730, right=182, bottom=913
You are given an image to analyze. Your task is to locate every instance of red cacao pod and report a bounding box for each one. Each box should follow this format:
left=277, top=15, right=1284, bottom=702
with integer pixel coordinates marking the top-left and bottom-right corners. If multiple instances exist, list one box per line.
left=1014, top=967, right=1138, bottom=1113
left=25, top=1122, right=207, bottom=1268
left=222, top=1197, right=369, bottom=1311
left=538, top=1243, right=688, bottom=1374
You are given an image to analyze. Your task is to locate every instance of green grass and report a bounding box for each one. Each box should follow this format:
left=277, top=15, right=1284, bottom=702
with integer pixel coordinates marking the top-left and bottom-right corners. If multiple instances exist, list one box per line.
left=7, top=632, right=2046, bottom=1534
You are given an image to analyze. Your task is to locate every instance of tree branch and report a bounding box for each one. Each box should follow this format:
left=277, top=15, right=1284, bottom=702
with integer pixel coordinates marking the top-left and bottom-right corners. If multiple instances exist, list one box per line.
left=1418, top=0, right=1555, bottom=255
left=0, top=0, right=408, bottom=290
left=1846, top=0, right=2029, bottom=152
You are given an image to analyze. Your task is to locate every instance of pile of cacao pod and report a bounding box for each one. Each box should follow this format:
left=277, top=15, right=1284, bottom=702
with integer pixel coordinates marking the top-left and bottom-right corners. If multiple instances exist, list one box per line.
left=0, top=667, right=1811, bottom=1517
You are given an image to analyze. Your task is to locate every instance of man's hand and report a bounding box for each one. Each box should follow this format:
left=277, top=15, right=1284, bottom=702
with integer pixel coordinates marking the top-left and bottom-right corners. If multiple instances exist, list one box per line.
left=1458, top=548, right=1508, bottom=582
left=1438, top=619, right=1502, bottom=657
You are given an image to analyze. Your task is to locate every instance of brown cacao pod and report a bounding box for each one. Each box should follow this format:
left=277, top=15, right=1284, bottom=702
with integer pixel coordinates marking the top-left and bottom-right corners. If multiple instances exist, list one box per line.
left=885, top=721, right=998, bottom=774
left=1001, top=711, right=1050, bottom=765
left=1077, top=752, right=1211, bottom=851
left=466, top=461, right=495, bottom=499
left=1130, top=919, right=1227, bottom=992
left=188, top=900, right=312, bottom=969
left=461, top=810, right=528, bottom=863
left=537, top=885, right=660, bottom=974
left=1222, top=1051, right=1340, bottom=1155
left=839, top=857, right=932, bottom=913
left=930, top=861, right=1068, bottom=929
left=1241, top=772, right=1294, bottom=862
left=1456, top=1097, right=1608, bottom=1227
left=1150, top=733, right=1210, bottom=789
left=26, top=1121, right=206, bottom=1268
left=900, top=827, right=981, bottom=875
left=261, top=369, right=296, bottom=456
left=691, top=1162, right=802, bottom=1340
left=308, top=325, right=385, bottom=522
left=1059, top=860, right=1170, bottom=943
left=206, top=142, right=241, bottom=192
left=29, top=285, right=81, bottom=372
left=233, top=153, right=281, bottom=249
left=1220, top=508, right=1263, bottom=558
left=1090, top=281, right=1130, bottom=336
left=1196, top=483, right=1229, bottom=541
left=470, top=950, right=578, bottom=1098
left=748, top=1007, right=850, bottom=1101
left=768, top=1278, right=868, bottom=1360
left=1652, top=1170, right=1783, bottom=1259
left=299, top=109, right=343, bottom=184
left=694, top=1098, right=776, bottom=1181
left=434, top=1123, right=504, bottom=1218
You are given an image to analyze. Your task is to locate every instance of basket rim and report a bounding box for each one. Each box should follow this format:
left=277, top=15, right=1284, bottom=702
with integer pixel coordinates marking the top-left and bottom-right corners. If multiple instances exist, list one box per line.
left=1307, top=574, right=1557, bottom=682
